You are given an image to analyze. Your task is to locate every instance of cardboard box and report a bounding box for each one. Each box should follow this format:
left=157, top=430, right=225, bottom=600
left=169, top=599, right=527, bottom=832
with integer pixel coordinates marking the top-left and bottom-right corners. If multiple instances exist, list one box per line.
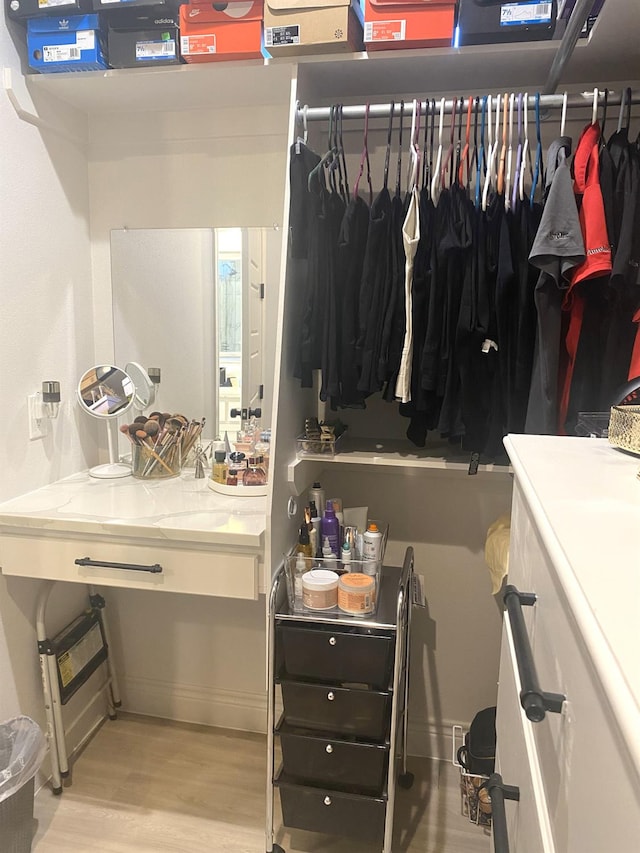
left=364, top=0, right=455, bottom=49
left=91, top=0, right=175, bottom=9
left=7, top=0, right=91, bottom=21
left=180, top=0, right=263, bottom=63
left=264, top=0, right=364, bottom=56
left=457, top=0, right=557, bottom=46
left=27, top=14, right=107, bottom=72
left=107, top=5, right=181, bottom=67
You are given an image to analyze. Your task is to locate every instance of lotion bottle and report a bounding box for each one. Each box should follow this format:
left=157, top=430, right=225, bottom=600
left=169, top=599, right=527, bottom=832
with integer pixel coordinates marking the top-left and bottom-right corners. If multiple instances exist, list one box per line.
left=321, top=500, right=340, bottom=557
left=322, top=537, right=338, bottom=567
left=309, top=482, right=325, bottom=517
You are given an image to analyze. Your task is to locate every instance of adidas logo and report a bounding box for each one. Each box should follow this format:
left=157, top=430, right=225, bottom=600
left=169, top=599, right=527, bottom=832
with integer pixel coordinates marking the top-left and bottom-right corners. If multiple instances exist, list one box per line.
left=154, top=17, right=174, bottom=24
left=58, top=18, right=69, bottom=28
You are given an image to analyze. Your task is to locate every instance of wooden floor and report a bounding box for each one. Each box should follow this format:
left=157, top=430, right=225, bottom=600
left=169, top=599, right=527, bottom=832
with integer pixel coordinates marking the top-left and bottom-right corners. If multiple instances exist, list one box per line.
left=32, top=715, right=490, bottom=853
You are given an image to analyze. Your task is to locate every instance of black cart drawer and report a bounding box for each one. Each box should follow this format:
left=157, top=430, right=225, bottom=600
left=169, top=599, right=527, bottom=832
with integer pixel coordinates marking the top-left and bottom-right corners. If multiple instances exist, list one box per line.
left=277, top=777, right=385, bottom=842
left=281, top=680, right=390, bottom=741
left=278, top=722, right=388, bottom=793
left=279, top=625, right=393, bottom=688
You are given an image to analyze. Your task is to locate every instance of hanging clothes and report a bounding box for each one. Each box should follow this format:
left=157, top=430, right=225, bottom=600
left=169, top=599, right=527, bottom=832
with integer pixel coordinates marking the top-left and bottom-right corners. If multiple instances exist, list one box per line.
left=525, top=138, right=585, bottom=435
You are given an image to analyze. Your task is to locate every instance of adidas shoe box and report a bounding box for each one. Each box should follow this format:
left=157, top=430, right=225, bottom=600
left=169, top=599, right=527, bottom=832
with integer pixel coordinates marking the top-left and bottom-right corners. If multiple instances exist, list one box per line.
left=457, top=0, right=558, bottom=46
left=107, top=5, right=181, bottom=67
left=27, top=13, right=107, bottom=72
left=6, top=0, right=92, bottom=21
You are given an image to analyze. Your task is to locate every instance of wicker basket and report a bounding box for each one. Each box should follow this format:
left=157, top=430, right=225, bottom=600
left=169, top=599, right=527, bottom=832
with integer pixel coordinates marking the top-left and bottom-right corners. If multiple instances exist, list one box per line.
left=608, top=405, right=640, bottom=456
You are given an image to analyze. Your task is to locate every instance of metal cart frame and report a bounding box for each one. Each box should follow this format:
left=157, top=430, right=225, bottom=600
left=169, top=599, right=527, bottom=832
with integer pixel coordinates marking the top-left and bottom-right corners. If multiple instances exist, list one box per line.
left=266, top=546, right=414, bottom=853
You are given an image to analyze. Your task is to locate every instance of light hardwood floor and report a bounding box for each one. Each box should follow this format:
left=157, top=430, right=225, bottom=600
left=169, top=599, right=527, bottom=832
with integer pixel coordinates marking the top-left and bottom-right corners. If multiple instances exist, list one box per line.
left=32, top=715, right=490, bottom=853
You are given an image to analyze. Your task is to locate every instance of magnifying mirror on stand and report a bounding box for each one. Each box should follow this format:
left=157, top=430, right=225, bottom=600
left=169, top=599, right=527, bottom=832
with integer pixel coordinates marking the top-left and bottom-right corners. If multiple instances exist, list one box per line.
left=77, top=364, right=135, bottom=479
left=125, top=362, right=156, bottom=415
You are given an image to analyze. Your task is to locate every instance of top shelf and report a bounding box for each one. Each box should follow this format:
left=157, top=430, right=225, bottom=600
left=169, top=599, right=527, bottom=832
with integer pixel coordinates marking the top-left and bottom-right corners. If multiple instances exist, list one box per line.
left=24, top=3, right=640, bottom=117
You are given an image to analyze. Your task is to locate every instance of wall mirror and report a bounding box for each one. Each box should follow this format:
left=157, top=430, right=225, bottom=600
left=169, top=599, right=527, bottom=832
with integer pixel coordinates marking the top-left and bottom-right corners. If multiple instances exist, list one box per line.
left=110, top=227, right=278, bottom=442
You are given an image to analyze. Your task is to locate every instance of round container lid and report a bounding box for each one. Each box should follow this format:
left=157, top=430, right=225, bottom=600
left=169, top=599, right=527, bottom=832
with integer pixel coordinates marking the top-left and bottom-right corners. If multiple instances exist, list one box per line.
left=303, top=569, right=339, bottom=590
left=339, top=572, right=375, bottom=591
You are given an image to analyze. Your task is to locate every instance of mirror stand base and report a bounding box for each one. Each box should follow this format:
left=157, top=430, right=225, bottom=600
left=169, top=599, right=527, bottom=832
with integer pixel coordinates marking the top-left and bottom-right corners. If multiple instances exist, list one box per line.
left=89, top=463, right=132, bottom=479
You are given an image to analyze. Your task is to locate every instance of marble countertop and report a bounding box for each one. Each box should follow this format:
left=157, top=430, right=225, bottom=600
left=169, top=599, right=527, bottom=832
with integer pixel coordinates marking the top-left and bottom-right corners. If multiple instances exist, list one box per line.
left=504, top=435, right=640, bottom=763
left=0, top=471, right=267, bottom=548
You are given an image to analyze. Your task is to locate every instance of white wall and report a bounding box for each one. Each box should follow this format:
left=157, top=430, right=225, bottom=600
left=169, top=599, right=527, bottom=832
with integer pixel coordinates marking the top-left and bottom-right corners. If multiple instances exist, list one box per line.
left=0, top=30, right=101, bottom=758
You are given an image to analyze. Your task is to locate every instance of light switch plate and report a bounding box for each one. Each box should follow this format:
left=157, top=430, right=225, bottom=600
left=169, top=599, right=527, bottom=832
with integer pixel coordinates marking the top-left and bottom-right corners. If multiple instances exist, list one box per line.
left=28, top=393, right=47, bottom=440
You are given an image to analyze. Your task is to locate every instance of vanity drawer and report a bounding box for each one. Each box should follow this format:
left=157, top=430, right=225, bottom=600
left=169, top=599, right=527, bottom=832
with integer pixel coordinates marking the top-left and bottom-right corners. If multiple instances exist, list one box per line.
left=0, top=533, right=258, bottom=599
left=277, top=722, right=389, bottom=793
left=281, top=680, right=390, bottom=741
left=278, top=625, right=394, bottom=689
left=277, top=777, right=385, bottom=842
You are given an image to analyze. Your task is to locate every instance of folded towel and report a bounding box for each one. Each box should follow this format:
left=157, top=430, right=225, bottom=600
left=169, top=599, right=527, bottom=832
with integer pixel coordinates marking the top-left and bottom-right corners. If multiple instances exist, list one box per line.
left=484, top=513, right=511, bottom=595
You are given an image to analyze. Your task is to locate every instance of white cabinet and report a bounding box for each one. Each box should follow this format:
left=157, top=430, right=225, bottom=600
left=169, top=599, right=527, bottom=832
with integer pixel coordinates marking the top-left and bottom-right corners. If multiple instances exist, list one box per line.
left=498, top=435, right=640, bottom=853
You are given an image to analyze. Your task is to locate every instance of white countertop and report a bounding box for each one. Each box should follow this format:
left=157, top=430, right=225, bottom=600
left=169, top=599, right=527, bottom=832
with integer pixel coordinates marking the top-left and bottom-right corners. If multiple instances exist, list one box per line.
left=0, top=471, right=267, bottom=548
left=504, top=435, right=640, bottom=758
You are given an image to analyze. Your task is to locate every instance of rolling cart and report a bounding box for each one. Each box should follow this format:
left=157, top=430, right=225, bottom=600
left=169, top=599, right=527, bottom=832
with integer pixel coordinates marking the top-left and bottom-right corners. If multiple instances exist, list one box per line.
left=266, top=546, right=415, bottom=853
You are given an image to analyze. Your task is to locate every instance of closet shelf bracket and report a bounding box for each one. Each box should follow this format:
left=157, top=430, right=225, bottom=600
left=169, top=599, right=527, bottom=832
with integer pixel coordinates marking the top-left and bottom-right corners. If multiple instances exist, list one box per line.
left=543, top=0, right=594, bottom=94
left=3, top=66, right=86, bottom=148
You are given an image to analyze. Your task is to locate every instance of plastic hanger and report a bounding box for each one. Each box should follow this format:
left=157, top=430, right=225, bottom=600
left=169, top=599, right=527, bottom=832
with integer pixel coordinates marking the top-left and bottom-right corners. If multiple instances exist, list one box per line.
left=453, top=96, right=464, bottom=186
left=591, top=87, right=599, bottom=126
left=599, top=87, right=609, bottom=147
left=616, top=86, right=632, bottom=134
left=529, top=92, right=543, bottom=208
left=476, top=95, right=487, bottom=210
left=512, top=93, right=523, bottom=210
left=505, top=92, right=515, bottom=209
left=458, top=96, right=473, bottom=188
left=519, top=93, right=529, bottom=203
left=294, top=102, right=308, bottom=154
left=421, top=99, right=430, bottom=191
left=395, top=100, right=405, bottom=198
left=338, top=104, right=349, bottom=201
left=354, top=102, right=373, bottom=205
left=482, top=94, right=494, bottom=212
left=307, top=105, right=335, bottom=192
left=497, top=93, right=508, bottom=196
left=383, top=101, right=395, bottom=191
left=327, top=104, right=341, bottom=196
left=408, top=99, right=420, bottom=192
left=470, top=96, right=480, bottom=189
left=489, top=92, right=500, bottom=189
left=560, top=91, right=568, bottom=138
left=431, top=97, right=445, bottom=203
left=429, top=99, right=436, bottom=199
left=439, top=96, right=458, bottom=192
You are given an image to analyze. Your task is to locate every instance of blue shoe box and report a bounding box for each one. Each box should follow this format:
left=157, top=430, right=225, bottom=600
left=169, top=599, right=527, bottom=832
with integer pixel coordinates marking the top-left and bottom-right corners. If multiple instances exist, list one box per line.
left=27, top=14, right=108, bottom=72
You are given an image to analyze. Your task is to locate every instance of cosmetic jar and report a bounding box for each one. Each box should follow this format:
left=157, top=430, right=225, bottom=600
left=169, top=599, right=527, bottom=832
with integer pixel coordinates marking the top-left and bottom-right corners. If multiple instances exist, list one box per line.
left=302, top=569, right=339, bottom=610
left=338, top=572, right=375, bottom=615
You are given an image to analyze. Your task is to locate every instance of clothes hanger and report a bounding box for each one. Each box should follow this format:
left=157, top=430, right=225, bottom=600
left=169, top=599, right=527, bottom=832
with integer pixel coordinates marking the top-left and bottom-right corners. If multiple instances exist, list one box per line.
left=497, top=92, right=508, bottom=196
left=353, top=102, right=373, bottom=205
left=505, top=92, right=515, bottom=209
left=489, top=92, right=500, bottom=189
left=599, top=87, right=609, bottom=147
left=482, top=94, right=494, bottom=212
left=529, top=92, right=543, bottom=208
left=458, top=96, right=473, bottom=188
left=429, top=99, right=436, bottom=199
left=383, top=101, right=395, bottom=191
left=439, top=96, right=458, bottom=192
left=307, top=105, right=335, bottom=191
left=618, top=85, right=632, bottom=133
left=453, top=96, right=464, bottom=187
left=512, top=93, right=523, bottom=211
left=476, top=95, right=487, bottom=210
left=294, top=102, right=308, bottom=154
left=395, top=100, right=405, bottom=198
left=519, top=93, right=529, bottom=203
left=470, top=96, right=480, bottom=190
left=327, top=104, right=341, bottom=196
left=421, top=99, right=430, bottom=191
left=408, top=99, right=420, bottom=192
left=338, top=104, right=350, bottom=201
left=560, top=91, right=568, bottom=138
left=591, top=87, right=599, bottom=126
left=431, top=97, right=445, bottom=204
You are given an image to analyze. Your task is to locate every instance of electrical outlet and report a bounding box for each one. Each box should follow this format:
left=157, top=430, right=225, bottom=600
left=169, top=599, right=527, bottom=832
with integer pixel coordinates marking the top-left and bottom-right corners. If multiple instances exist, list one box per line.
left=28, top=393, right=47, bottom=440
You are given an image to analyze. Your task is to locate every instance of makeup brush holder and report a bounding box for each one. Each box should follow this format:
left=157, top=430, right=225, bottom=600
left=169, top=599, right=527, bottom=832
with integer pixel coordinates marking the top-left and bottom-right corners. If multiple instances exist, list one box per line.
left=132, top=442, right=181, bottom=480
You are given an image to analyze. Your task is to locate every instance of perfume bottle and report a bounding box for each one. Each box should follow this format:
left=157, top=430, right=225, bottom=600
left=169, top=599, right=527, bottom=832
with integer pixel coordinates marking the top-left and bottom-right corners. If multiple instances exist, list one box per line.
left=244, top=456, right=267, bottom=486
left=211, top=451, right=228, bottom=485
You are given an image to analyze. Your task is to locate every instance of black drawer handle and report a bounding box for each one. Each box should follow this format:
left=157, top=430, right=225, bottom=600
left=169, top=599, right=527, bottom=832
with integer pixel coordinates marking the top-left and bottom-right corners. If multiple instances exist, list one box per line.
left=483, top=773, right=519, bottom=853
left=329, top=636, right=336, bottom=646
left=75, top=557, right=163, bottom=574
left=323, top=796, right=332, bottom=806
left=327, top=691, right=335, bottom=701
left=325, top=744, right=333, bottom=754
left=503, top=584, right=566, bottom=722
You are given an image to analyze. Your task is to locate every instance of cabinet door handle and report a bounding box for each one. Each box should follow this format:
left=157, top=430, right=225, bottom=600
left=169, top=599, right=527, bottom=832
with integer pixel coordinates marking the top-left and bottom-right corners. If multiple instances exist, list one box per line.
left=503, top=584, right=566, bottom=722
left=323, top=796, right=332, bottom=806
left=483, top=773, right=519, bottom=853
left=329, top=636, right=336, bottom=646
left=75, top=557, right=163, bottom=574
left=327, top=691, right=335, bottom=701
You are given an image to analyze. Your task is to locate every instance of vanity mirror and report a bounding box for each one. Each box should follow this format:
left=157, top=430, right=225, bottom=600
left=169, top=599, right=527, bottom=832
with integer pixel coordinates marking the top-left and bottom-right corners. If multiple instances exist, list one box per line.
left=77, top=364, right=134, bottom=479
left=111, top=226, right=278, bottom=443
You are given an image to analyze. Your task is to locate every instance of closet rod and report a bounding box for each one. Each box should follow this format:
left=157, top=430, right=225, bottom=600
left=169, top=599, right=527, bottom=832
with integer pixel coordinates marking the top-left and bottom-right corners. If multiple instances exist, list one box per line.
left=297, top=91, right=640, bottom=123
